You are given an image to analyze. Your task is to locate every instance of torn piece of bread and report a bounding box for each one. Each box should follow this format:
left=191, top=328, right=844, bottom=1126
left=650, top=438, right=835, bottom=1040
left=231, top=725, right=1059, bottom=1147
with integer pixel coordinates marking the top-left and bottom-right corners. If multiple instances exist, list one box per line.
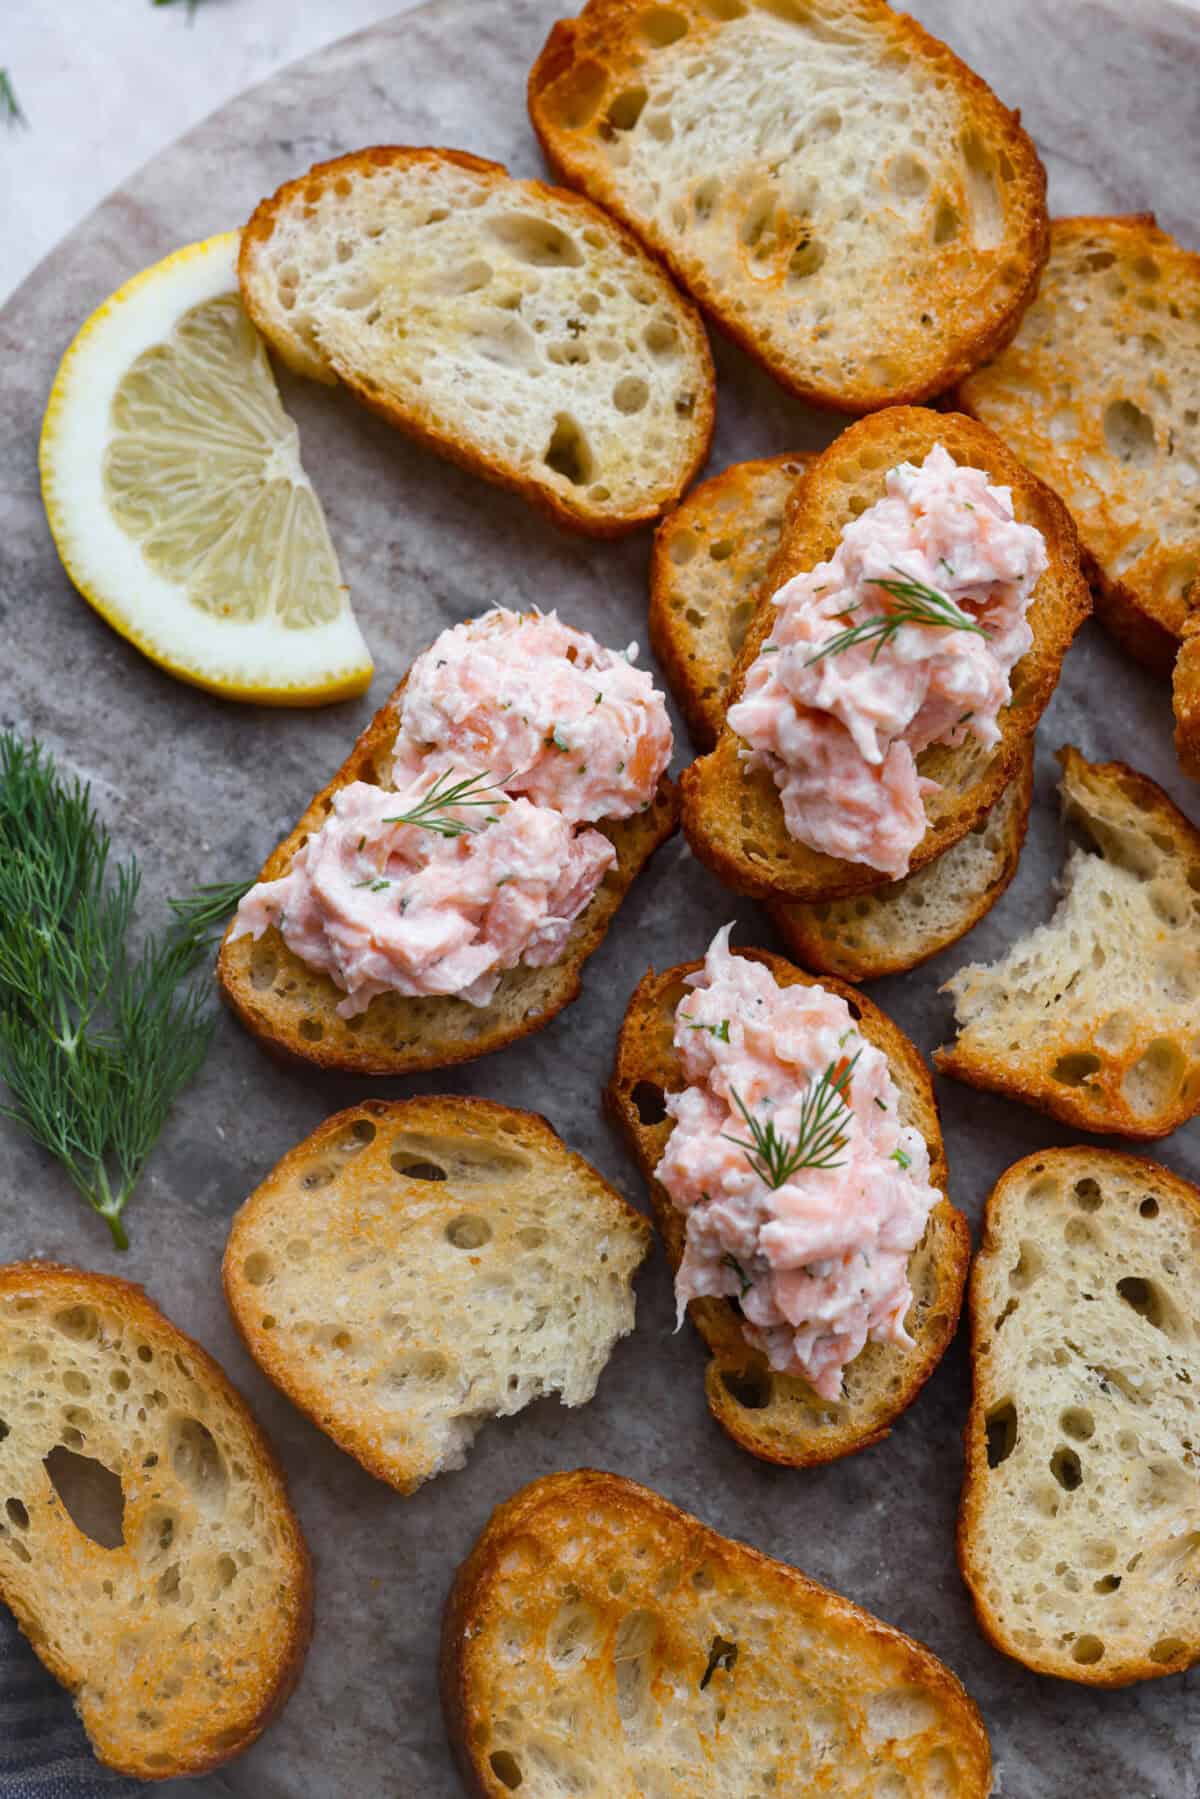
left=680, top=408, right=1090, bottom=903
left=650, top=448, right=1035, bottom=975
left=224, top=1098, right=650, bottom=1495
left=1173, top=596, right=1200, bottom=778
left=442, top=1469, right=993, bottom=1797
left=529, top=0, right=1047, bottom=415
left=0, top=1263, right=310, bottom=1781
left=959, top=216, right=1200, bottom=676
left=238, top=147, right=715, bottom=537
left=772, top=743, right=1033, bottom=981
left=650, top=453, right=814, bottom=749
left=217, top=671, right=677, bottom=1078
left=960, top=1147, right=1200, bottom=1686
left=937, top=747, right=1200, bottom=1138
left=607, top=947, right=968, bottom=1465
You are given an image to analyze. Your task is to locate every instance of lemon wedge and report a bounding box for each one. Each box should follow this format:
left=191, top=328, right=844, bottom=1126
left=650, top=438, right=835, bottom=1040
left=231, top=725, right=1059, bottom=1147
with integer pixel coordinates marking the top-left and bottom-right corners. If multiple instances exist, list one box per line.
left=40, top=232, right=373, bottom=705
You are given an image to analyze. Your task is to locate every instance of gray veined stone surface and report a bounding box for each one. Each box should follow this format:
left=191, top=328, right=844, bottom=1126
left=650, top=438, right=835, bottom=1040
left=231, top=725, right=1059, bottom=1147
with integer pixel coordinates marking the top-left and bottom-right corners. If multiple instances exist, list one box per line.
left=0, top=1, right=1198, bottom=1794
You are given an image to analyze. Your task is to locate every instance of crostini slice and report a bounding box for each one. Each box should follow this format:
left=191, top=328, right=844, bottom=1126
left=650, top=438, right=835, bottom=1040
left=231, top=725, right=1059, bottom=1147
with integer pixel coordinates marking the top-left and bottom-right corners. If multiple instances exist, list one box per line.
left=239, top=146, right=715, bottom=537
left=0, top=1263, right=310, bottom=1780
left=224, top=1098, right=651, bottom=1494
left=961, top=1147, right=1200, bottom=1686
left=652, top=449, right=1035, bottom=977
left=679, top=408, right=1089, bottom=904
left=443, top=1469, right=993, bottom=1797
left=937, top=747, right=1200, bottom=1138
left=607, top=945, right=969, bottom=1465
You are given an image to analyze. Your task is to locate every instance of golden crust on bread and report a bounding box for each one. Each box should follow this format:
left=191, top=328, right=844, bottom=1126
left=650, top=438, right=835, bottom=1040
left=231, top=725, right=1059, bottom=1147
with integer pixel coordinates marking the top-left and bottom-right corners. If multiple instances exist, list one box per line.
left=529, top=0, right=1047, bottom=415
left=224, top=1098, right=650, bottom=1493
left=606, top=946, right=969, bottom=1465
left=960, top=1147, right=1200, bottom=1685
left=937, top=747, right=1200, bottom=1138
left=960, top=215, right=1200, bottom=673
left=217, top=669, right=678, bottom=1077
left=0, top=1262, right=311, bottom=1780
left=442, top=1469, right=993, bottom=1796
left=680, top=408, right=1089, bottom=903
left=239, top=146, right=715, bottom=538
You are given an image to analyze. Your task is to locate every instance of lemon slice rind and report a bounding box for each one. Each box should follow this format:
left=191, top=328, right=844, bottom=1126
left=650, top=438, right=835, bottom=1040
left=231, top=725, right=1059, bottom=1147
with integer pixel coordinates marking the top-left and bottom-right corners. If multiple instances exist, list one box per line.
left=40, top=233, right=373, bottom=706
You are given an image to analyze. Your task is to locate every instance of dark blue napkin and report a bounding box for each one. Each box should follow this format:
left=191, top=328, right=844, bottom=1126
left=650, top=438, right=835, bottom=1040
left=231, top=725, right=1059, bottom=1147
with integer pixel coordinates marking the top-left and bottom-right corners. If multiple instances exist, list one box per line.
left=0, top=1608, right=140, bottom=1798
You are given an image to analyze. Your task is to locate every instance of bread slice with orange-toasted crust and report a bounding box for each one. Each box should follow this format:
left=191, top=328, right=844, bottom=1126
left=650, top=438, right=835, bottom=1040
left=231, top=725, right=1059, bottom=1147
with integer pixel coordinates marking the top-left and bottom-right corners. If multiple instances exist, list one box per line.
left=217, top=665, right=677, bottom=1078
left=959, top=216, right=1200, bottom=676
left=223, top=1098, right=650, bottom=1495
left=1174, top=594, right=1200, bottom=778
left=651, top=447, right=1035, bottom=976
left=606, top=945, right=969, bottom=1466
left=442, top=1468, right=993, bottom=1797
left=0, top=1262, right=310, bottom=1781
left=238, top=146, right=714, bottom=538
left=771, top=743, right=1033, bottom=982
left=937, top=747, right=1200, bottom=1138
left=959, top=1147, right=1200, bottom=1687
left=528, top=0, right=1047, bottom=417
left=650, top=453, right=815, bottom=748
left=680, top=407, right=1089, bottom=904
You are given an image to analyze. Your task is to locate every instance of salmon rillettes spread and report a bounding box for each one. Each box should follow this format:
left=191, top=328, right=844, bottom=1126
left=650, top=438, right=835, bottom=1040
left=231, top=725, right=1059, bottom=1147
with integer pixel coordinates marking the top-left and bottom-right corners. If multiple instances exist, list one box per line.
left=232, top=609, right=672, bottom=1014
left=656, top=929, right=941, bottom=1400
left=727, top=444, right=1048, bottom=878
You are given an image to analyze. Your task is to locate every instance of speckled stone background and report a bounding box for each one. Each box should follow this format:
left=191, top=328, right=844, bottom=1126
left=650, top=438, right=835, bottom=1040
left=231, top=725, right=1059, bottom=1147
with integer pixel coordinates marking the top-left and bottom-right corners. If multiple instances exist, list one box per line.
left=0, top=2, right=1198, bottom=1794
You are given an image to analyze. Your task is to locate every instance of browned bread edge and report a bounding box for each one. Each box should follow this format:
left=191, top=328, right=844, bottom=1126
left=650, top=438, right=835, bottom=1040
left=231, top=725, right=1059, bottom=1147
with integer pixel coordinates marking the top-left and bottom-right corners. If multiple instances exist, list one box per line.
left=217, top=668, right=679, bottom=1076
left=239, top=145, right=716, bottom=539
left=680, top=407, right=1089, bottom=902
left=0, top=1262, right=312, bottom=1780
left=606, top=946, right=969, bottom=1464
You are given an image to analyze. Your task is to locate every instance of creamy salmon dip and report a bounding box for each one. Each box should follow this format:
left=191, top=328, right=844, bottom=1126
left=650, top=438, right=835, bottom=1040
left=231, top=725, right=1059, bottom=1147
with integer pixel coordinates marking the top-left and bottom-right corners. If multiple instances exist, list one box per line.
left=655, top=928, right=941, bottom=1400
left=727, top=444, right=1047, bottom=878
left=391, top=609, right=672, bottom=825
left=232, top=610, right=672, bottom=1012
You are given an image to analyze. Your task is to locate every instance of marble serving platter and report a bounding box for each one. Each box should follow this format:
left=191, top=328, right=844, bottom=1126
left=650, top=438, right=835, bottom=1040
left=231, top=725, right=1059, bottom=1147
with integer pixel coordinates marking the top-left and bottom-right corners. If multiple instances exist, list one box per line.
left=1, top=2, right=1198, bottom=1794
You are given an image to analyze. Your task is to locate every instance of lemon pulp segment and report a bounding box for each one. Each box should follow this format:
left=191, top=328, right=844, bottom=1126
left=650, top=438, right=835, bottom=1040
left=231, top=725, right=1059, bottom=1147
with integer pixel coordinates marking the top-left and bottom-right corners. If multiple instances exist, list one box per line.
left=40, top=233, right=373, bottom=705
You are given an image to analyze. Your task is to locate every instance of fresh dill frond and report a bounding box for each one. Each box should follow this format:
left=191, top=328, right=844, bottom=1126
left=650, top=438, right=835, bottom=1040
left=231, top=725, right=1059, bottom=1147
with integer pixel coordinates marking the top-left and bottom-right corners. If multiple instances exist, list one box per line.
left=152, top=0, right=204, bottom=18
left=0, top=734, right=227, bottom=1249
left=167, top=877, right=254, bottom=948
left=804, top=568, right=988, bottom=667
left=0, top=69, right=26, bottom=128
left=724, top=1052, right=860, bottom=1187
left=685, top=1016, right=730, bottom=1042
left=721, top=1251, right=753, bottom=1295
left=382, top=768, right=511, bottom=840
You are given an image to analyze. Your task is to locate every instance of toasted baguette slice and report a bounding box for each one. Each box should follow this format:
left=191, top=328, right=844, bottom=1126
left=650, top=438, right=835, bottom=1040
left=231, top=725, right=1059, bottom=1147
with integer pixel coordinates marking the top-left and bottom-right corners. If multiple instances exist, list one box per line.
left=224, top=1098, right=650, bottom=1495
left=0, top=1263, right=310, bottom=1780
left=651, top=449, right=1035, bottom=975
left=238, top=147, right=714, bottom=537
left=217, top=674, right=677, bottom=1077
left=960, top=216, right=1200, bottom=675
left=529, top=0, right=1047, bottom=416
left=960, top=1147, right=1200, bottom=1686
left=442, top=1469, right=993, bottom=1797
left=1173, top=596, right=1200, bottom=778
left=937, top=747, right=1200, bottom=1137
left=771, top=744, right=1033, bottom=981
left=607, top=947, right=968, bottom=1465
left=650, top=453, right=814, bottom=748
left=681, top=409, right=1089, bottom=902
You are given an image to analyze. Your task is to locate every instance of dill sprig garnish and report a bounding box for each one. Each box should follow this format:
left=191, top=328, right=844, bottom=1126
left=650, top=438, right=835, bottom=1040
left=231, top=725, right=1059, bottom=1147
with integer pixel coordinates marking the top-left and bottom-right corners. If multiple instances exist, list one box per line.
left=382, top=768, right=511, bottom=840
left=152, top=0, right=205, bottom=18
left=0, top=735, right=236, bottom=1250
left=804, top=568, right=988, bottom=667
left=168, top=878, right=254, bottom=946
left=0, top=70, right=26, bottom=128
left=724, top=1052, right=860, bottom=1187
